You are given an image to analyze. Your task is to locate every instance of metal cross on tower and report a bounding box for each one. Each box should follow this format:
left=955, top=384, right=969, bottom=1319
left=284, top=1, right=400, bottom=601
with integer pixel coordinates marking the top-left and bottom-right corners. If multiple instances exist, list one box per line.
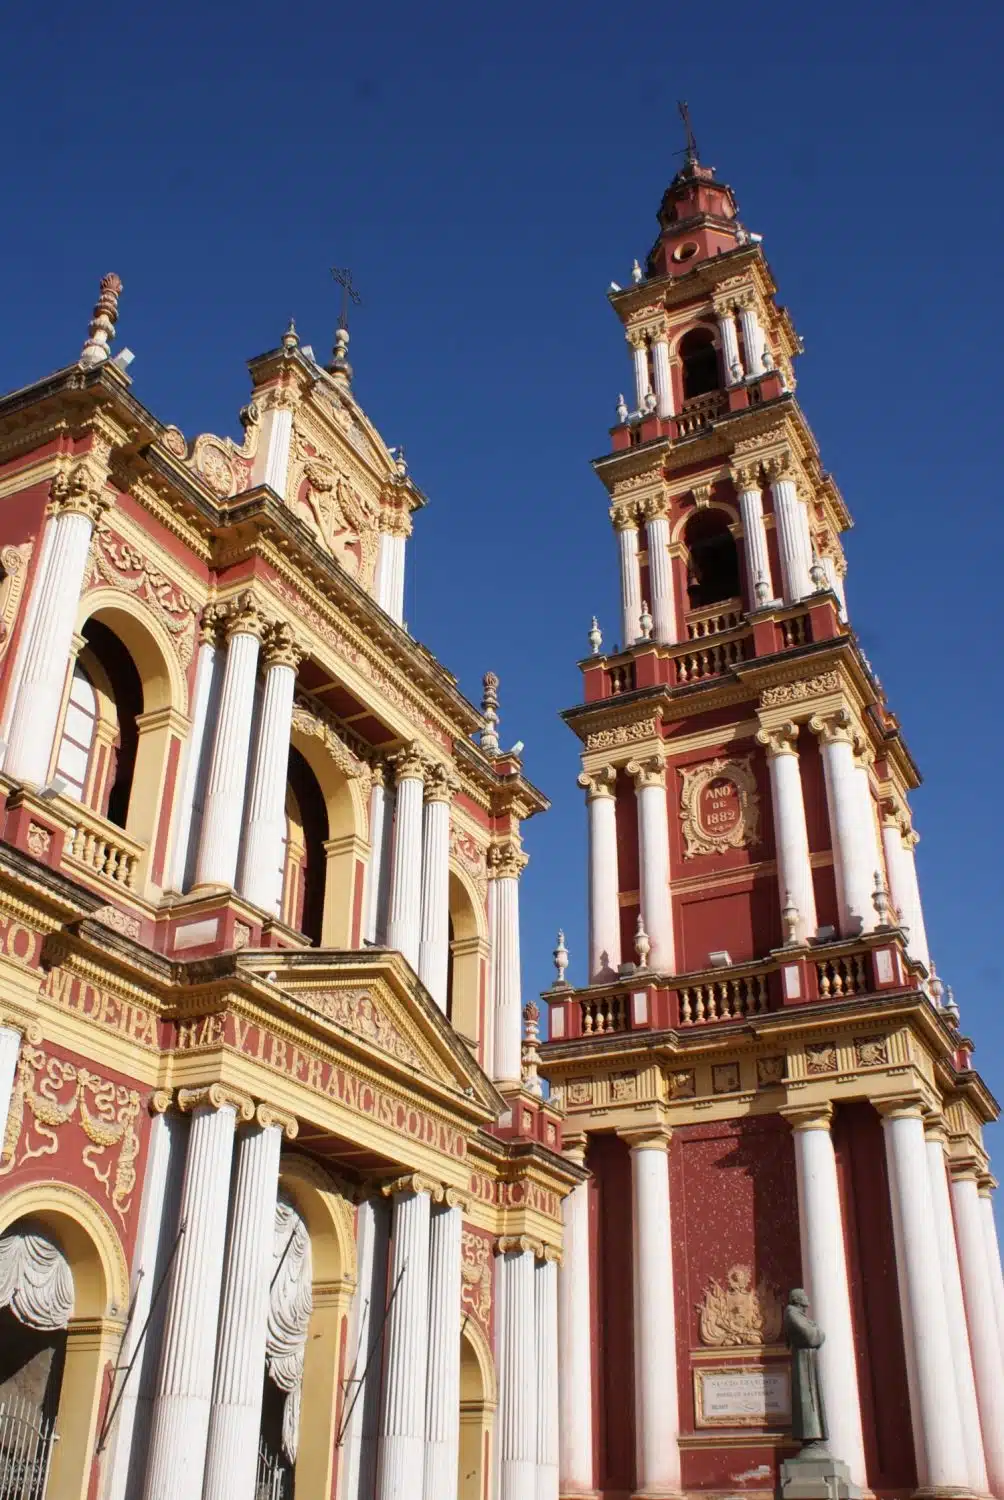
left=677, top=100, right=700, bottom=166
left=331, top=266, right=361, bottom=330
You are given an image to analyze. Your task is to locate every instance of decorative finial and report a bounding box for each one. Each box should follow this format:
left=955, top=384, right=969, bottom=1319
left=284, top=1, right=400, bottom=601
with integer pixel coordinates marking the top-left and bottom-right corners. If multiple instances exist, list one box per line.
left=588, top=617, right=603, bottom=656
left=328, top=324, right=353, bottom=384
left=730, top=356, right=744, bottom=384
left=282, top=318, right=299, bottom=352
left=809, top=555, right=828, bottom=593
left=782, top=891, right=801, bottom=947
left=639, top=601, right=653, bottom=640
left=927, top=961, right=944, bottom=1008
left=631, top=259, right=644, bottom=284
left=755, top=572, right=770, bottom=607
left=872, top=871, right=893, bottom=929
left=480, top=671, right=500, bottom=755
left=635, top=914, right=651, bottom=970
left=553, top=929, right=569, bottom=988
left=943, top=986, right=961, bottom=1028
left=643, top=389, right=658, bottom=414
left=616, top=393, right=629, bottom=424
left=79, top=273, right=123, bottom=369
left=521, top=1001, right=543, bottom=1097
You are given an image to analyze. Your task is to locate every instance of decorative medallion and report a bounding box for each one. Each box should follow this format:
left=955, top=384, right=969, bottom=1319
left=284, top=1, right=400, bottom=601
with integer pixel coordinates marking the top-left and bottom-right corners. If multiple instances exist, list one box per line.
left=805, top=1041, right=837, bottom=1075
left=712, top=1062, right=740, bottom=1095
left=756, top=1056, right=786, bottom=1088
left=566, top=1080, right=593, bottom=1106
left=854, top=1036, right=888, bottom=1068
left=668, top=1069, right=696, bottom=1100
left=610, top=1072, right=637, bottom=1102
left=698, top=1264, right=784, bottom=1348
left=678, top=756, right=760, bottom=858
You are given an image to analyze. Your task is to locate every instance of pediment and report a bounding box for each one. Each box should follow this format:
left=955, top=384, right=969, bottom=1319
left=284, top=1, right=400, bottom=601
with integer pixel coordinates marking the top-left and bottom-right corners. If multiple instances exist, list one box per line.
left=234, top=951, right=502, bottom=1120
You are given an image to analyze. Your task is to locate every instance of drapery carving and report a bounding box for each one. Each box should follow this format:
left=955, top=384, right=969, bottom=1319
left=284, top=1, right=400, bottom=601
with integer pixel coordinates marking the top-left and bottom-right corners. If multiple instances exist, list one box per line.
left=0, top=1227, right=74, bottom=1330
left=266, top=1196, right=313, bottom=1463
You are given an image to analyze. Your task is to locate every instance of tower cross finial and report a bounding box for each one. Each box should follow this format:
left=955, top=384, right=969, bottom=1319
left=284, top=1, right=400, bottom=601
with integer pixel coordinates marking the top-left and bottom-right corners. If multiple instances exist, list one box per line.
left=330, top=266, right=361, bottom=331
left=678, top=100, right=699, bottom=166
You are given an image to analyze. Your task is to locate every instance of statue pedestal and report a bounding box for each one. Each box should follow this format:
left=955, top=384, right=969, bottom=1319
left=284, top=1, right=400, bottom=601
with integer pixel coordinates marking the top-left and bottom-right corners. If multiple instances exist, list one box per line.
left=779, top=1443, right=860, bottom=1500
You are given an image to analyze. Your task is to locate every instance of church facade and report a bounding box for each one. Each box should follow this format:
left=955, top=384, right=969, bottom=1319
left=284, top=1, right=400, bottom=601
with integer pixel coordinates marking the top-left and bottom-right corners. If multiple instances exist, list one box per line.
left=0, top=142, right=1000, bottom=1500
left=541, top=149, right=1004, bottom=1498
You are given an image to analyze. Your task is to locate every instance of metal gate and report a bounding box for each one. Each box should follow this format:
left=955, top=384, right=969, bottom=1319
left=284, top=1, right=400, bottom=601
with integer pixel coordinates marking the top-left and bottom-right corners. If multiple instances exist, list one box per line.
left=255, top=1438, right=291, bottom=1500
left=0, top=1398, right=56, bottom=1500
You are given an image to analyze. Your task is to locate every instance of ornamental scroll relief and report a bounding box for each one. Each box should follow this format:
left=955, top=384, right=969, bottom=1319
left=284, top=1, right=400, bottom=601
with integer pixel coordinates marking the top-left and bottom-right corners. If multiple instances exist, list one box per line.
left=289, top=987, right=422, bottom=1070
left=697, top=1264, right=784, bottom=1348
left=0, top=541, right=32, bottom=664
left=0, top=1045, right=141, bottom=1225
left=461, top=1229, right=493, bottom=1332
left=679, top=756, right=760, bottom=858
left=86, top=522, right=198, bottom=667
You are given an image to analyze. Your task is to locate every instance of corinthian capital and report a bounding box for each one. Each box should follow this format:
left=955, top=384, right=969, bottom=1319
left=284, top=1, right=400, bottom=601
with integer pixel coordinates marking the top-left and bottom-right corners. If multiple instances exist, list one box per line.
left=625, top=328, right=647, bottom=351
left=390, top=740, right=426, bottom=783
left=609, top=499, right=640, bottom=532
left=763, top=450, right=794, bottom=484
left=577, top=765, right=617, bottom=800
left=424, top=761, right=460, bottom=803
left=626, top=755, right=666, bottom=790
left=262, top=619, right=304, bottom=672
left=640, top=492, right=671, bottom=523
left=488, top=840, right=529, bottom=880
left=756, top=721, right=800, bottom=757
left=808, top=709, right=854, bottom=746
left=47, top=462, right=112, bottom=525
left=222, top=591, right=268, bottom=642
left=730, top=462, right=762, bottom=494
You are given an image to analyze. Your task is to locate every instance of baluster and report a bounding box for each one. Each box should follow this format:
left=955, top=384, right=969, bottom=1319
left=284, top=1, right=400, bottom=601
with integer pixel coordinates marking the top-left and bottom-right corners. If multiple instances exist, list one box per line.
left=695, top=985, right=706, bottom=1023
left=677, top=656, right=690, bottom=684
left=756, top=974, right=767, bottom=1013
left=581, top=1004, right=593, bottom=1035
left=719, top=980, right=732, bottom=1019
left=817, top=964, right=831, bottom=999
left=831, top=963, right=846, bottom=998
left=680, top=988, right=692, bottom=1024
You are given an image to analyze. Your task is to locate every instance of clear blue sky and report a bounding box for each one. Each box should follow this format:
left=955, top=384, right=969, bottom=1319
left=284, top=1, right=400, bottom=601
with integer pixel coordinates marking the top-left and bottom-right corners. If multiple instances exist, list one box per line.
left=2, top=5, right=1001, bottom=1155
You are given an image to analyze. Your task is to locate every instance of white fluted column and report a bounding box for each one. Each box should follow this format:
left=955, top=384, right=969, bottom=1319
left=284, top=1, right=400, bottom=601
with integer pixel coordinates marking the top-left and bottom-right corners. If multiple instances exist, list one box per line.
left=498, top=1243, right=538, bottom=1500
left=535, top=1255, right=559, bottom=1500
left=651, top=337, right=673, bottom=418
left=716, top=309, right=743, bottom=385
left=645, top=505, right=676, bottom=645
left=365, top=767, right=394, bottom=945
left=768, top=460, right=812, bottom=604
left=811, top=712, right=873, bottom=938
left=375, top=520, right=409, bottom=626
left=203, top=1112, right=289, bottom=1500
left=820, top=552, right=848, bottom=620
left=491, top=843, right=527, bottom=1083
left=979, top=1180, right=1004, bottom=1364
left=785, top=1106, right=867, bottom=1486
left=951, top=1167, right=1004, bottom=1494
left=578, top=767, right=620, bottom=981
left=386, top=745, right=425, bottom=971
left=627, top=757, right=674, bottom=973
left=924, top=1125, right=988, bottom=1493
left=626, top=1130, right=681, bottom=1496
left=0, top=508, right=57, bottom=747
left=629, top=333, right=651, bottom=411
left=194, top=599, right=264, bottom=889
left=342, top=1197, right=391, bottom=1500
left=423, top=1200, right=463, bottom=1500
left=757, top=723, right=817, bottom=945
left=251, top=401, right=293, bottom=496
left=376, top=1183, right=432, bottom=1500
left=237, top=625, right=301, bottom=913
left=104, top=1109, right=188, bottom=1500
left=0, top=1025, right=22, bottom=1149
left=880, top=1101, right=968, bottom=1491
left=169, top=612, right=223, bottom=892
left=737, top=296, right=764, bottom=377
left=143, top=1090, right=244, bottom=1500
left=615, top=515, right=642, bottom=647
left=418, top=766, right=456, bottom=1010
left=5, top=478, right=108, bottom=785
left=888, top=824, right=931, bottom=974
left=853, top=750, right=883, bottom=931
left=558, top=1143, right=593, bottom=1497
left=733, top=471, right=774, bottom=605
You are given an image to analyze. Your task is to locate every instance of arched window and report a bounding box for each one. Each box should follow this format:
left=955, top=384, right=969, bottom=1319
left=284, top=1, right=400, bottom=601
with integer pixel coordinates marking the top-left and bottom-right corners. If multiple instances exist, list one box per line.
left=679, top=328, right=720, bottom=400
left=282, top=749, right=327, bottom=945
left=684, top=511, right=741, bottom=610
left=53, top=618, right=143, bottom=827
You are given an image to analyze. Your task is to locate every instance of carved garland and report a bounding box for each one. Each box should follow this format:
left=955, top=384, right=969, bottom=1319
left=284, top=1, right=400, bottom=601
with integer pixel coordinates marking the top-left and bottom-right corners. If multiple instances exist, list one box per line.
left=0, top=541, right=32, bottom=664
left=678, top=756, right=760, bottom=858
left=0, top=1045, right=141, bottom=1224
left=86, top=522, right=198, bottom=667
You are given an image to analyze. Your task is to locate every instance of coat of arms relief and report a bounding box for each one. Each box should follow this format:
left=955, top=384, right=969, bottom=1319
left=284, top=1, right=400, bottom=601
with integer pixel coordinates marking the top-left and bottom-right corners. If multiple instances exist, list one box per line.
left=697, top=1263, right=783, bottom=1347
left=289, top=427, right=381, bottom=590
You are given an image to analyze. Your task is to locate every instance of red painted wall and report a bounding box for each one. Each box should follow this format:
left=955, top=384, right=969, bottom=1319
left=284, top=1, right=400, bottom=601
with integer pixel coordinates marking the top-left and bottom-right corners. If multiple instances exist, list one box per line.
left=588, top=1133, right=636, bottom=1493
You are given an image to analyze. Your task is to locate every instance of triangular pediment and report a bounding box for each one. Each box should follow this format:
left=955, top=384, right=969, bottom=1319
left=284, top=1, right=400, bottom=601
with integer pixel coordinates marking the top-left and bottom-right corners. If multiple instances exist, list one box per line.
left=234, top=950, right=502, bottom=1120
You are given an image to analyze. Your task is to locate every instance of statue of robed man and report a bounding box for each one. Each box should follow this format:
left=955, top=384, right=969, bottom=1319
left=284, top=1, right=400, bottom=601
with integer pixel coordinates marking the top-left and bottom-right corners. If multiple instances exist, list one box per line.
left=783, top=1288, right=828, bottom=1446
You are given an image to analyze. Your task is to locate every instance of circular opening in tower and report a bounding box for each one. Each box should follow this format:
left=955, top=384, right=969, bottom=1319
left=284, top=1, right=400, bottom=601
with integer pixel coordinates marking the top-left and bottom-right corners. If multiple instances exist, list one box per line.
left=673, top=241, right=700, bottom=263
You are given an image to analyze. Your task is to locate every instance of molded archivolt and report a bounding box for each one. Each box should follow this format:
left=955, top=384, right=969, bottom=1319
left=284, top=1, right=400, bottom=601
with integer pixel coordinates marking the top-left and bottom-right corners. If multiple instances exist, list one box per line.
left=76, top=588, right=189, bottom=719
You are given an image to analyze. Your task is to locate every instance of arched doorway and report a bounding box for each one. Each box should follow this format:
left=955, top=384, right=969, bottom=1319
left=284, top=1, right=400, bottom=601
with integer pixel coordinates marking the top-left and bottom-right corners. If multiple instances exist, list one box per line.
left=678, top=327, right=721, bottom=399
left=282, top=750, right=328, bottom=945
left=459, top=1320, right=495, bottom=1500
left=683, top=510, right=741, bottom=611
left=0, top=1223, right=72, bottom=1495
left=448, top=869, right=489, bottom=1062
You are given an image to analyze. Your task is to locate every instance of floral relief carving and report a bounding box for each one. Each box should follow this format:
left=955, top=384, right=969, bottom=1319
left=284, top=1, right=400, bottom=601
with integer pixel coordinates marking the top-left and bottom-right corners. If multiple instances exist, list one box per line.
left=584, top=717, right=661, bottom=751
left=610, top=1072, right=637, bottom=1101
left=697, top=1265, right=784, bottom=1347
left=756, top=1056, right=786, bottom=1088
left=805, top=1041, right=837, bottom=1075
left=854, top=1036, right=888, bottom=1068
left=668, top=1069, right=696, bottom=1100
left=87, top=522, right=198, bottom=666
left=292, top=987, right=421, bottom=1069
left=290, top=701, right=370, bottom=783
left=461, top=1230, right=492, bottom=1331
left=449, top=826, right=487, bottom=894
left=289, top=428, right=381, bottom=590
left=758, top=671, right=841, bottom=710
left=712, top=1062, right=740, bottom=1095
left=163, top=402, right=260, bottom=498
left=26, top=824, right=51, bottom=858
left=0, top=1046, right=141, bottom=1224
left=92, top=905, right=142, bottom=940
left=0, top=541, right=33, bottom=664
left=678, top=756, right=760, bottom=859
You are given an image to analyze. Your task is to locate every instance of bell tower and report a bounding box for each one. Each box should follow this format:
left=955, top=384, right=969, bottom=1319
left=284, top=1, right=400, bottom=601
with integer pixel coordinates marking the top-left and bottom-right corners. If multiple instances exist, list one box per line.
left=540, top=131, right=1004, bottom=1500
